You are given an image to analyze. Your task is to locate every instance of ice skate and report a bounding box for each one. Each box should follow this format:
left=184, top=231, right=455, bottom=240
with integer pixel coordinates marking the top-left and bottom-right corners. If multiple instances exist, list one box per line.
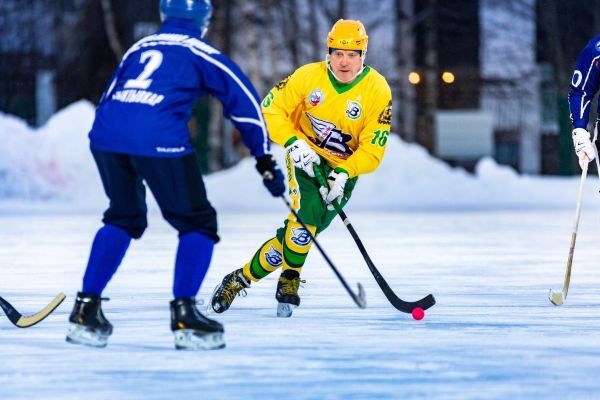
left=210, top=268, right=250, bottom=313
left=276, top=269, right=303, bottom=318
left=66, top=292, right=113, bottom=348
left=171, top=298, right=225, bottom=350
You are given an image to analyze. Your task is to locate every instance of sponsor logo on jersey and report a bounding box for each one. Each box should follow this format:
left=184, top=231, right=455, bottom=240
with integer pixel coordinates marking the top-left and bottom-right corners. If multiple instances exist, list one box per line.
left=112, top=89, right=164, bottom=106
left=345, top=100, right=362, bottom=120
left=306, top=113, right=353, bottom=158
left=156, top=146, right=186, bottom=153
left=308, top=89, right=324, bottom=106
left=290, top=228, right=312, bottom=246
left=596, top=41, right=600, bottom=52
left=378, top=100, right=392, bottom=125
left=264, top=245, right=283, bottom=267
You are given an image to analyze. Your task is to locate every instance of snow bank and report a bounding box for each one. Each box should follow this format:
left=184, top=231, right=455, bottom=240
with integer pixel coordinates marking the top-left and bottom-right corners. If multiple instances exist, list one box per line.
left=0, top=101, right=595, bottom=212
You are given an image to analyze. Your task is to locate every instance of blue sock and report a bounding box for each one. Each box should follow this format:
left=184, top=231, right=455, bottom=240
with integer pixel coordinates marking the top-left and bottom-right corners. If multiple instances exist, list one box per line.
left=173, top=231, right=215, bottom=299
left=82, top=224, right=131, bottom=295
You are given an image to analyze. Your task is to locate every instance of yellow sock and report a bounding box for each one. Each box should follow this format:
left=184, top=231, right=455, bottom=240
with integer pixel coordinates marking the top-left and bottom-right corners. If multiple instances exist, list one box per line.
left=243, top=237, right=283, bottom=282
left=281, top=220, right=316, bottom=275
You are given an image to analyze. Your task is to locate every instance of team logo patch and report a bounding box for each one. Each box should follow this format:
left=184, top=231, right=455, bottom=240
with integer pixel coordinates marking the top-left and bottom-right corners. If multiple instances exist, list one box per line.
left=264, top=245, right=282, bottom=267
left=306, top=113, right=353, bottom=158
left=308, top=89, right=324, bottom=106
left=346, top=100, right=362, bottom=120
left=276, top=75, right=291, bottom=90
left=378, top=100, right=392, bottom=125
left=290, top=228, right=312, bottom=246
left=596, top=41, right=600, bottom=52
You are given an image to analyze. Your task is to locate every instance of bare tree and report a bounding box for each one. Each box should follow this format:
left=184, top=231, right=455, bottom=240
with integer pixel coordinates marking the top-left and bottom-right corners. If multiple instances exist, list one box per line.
left=100, top=0, right=124, bottom=61
left=279, top=0, right=301, bottom=66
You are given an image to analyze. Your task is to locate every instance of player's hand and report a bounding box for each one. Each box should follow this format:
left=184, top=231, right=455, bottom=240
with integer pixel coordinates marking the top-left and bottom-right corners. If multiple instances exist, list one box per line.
left=286, top=139, right=320, bottom=178
left=255, top=154, right=286, bottom=197
left=572, top=128, right=596, bottom=169
left=320, top=169, right=348, bottom=207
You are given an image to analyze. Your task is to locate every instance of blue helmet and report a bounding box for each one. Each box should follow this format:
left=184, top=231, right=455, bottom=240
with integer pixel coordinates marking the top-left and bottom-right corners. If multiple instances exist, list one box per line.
left=160, top=0, right=212, bottom=34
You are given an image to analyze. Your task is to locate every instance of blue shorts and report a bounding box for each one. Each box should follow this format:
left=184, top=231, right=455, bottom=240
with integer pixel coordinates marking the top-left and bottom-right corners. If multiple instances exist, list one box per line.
left=91, top=148, right=219, bottom=242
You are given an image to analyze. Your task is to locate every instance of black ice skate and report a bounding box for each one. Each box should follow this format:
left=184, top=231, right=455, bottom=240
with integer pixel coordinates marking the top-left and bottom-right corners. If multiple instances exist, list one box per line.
left=210, top=268, right=250, bottom=313
left=171, top=298, right=225, bottom=350
left=66, top=292, right=113, bottom=348
left=276, top=269, right=303, bottom=318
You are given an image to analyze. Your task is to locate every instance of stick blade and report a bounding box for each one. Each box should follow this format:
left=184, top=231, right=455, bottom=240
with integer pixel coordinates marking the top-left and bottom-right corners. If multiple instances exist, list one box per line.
left=354, top=282, right=367, bottom=309
left=419, top=294, right=436, bottom=311
left=549, top=289, right=565, bottom=306
left=15, top=293, right=66, bottom=328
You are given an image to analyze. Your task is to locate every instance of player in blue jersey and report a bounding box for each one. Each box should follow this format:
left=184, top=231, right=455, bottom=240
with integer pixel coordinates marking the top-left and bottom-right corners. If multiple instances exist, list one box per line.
left=66, top=0, right=285, bottom=350
left=569, top=36, right=600, bottom=168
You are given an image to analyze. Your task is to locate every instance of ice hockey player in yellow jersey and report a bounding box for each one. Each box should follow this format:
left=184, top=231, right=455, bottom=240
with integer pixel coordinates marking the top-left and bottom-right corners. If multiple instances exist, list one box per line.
left=211, top=19, right=392, bottom=317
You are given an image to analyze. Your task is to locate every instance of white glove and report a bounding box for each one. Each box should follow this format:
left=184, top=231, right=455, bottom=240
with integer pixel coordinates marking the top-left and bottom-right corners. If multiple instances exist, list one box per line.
left=320, top=170, right=348, bottom=206
left=572, top=128, right=596, bottom=169
left=286, top=139, right=320, bottom=177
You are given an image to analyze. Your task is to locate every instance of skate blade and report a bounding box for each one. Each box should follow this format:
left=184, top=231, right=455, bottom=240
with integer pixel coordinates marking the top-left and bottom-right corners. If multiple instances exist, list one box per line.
left=207, top=299, right=228, bottom=315
left=65, top=324, right=109, bottom=348
left=276, top=302, right=297, bottom=318
left=173, top=329, right=225, bottom=350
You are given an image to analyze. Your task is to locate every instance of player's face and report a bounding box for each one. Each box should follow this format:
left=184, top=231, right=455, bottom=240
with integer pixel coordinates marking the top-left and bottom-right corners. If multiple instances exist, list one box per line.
left=329, top=49, right=363, bottom=83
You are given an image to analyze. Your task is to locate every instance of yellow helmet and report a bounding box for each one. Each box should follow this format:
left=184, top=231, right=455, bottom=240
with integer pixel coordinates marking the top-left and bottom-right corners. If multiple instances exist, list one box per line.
left=326, top=19, right=368, bottom=54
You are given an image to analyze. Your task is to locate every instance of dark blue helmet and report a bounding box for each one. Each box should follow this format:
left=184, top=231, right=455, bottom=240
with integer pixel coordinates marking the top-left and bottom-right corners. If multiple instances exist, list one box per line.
left=159, top=0, right=212, bottom=35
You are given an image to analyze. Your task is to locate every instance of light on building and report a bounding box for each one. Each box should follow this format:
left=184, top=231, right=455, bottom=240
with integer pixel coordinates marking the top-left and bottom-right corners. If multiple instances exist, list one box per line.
left=408, top=71, right=421, bottom=85
left=441, top=71, right=455, bottom=84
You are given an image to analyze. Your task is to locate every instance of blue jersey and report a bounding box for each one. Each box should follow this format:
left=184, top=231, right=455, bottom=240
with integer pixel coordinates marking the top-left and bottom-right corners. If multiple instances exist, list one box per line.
left=89, top=19, right=270, bottom=158
left=569, top=35, right=600, bottom=129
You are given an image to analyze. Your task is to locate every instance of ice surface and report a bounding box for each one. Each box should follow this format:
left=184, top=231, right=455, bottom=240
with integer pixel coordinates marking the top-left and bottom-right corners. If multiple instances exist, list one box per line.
left=2, top=211, right=600, bottom=399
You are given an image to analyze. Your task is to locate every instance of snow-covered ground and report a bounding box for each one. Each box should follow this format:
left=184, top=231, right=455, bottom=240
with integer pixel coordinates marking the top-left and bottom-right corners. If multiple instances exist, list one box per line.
left=1, top=100, right=598, bottom=212
left=2, top=103, right=600, bottom=399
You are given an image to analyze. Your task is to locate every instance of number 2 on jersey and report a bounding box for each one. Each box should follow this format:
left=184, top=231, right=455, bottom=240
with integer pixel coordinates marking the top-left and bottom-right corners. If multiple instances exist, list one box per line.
left=124, top=50, right=163, bottom=90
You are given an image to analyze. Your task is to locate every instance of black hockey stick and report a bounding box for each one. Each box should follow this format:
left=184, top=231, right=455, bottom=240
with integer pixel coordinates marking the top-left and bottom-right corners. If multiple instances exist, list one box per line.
left=314, top=168, right=436, bottom=314
left=0, top=293, right=66, bottom=328
left=281, top=196, right=367, bottom=308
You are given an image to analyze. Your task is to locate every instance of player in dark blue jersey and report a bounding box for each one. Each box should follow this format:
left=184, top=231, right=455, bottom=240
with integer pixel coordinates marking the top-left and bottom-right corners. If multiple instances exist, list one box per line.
left=568, top=35, right=600, bottom=168
left=66, top=0, right=285, bottom=350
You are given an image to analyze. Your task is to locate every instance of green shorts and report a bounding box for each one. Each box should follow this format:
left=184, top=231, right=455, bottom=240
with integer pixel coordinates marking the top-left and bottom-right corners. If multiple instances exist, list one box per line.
left=278, top=157, right=357, bottom=239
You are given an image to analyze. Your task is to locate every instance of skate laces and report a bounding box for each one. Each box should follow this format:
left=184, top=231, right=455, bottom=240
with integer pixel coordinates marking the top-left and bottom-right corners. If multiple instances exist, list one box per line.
left=218, top=271, right=248, bottom=305
left=279, top=275, right=305, bottom=296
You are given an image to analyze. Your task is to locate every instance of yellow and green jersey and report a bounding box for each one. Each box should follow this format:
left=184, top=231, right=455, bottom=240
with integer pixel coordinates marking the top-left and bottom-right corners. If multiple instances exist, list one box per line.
left=261, top=61, right=393, bottom=178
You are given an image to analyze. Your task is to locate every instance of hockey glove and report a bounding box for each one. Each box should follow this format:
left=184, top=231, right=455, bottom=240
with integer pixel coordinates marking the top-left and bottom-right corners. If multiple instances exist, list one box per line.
left=255, top=154, right=286, bottom=197
left=572, top=128, right=596, bottom=169
left=320, top=169, right=348, bottom=208
left=286, top=138, right=320, bottom=178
